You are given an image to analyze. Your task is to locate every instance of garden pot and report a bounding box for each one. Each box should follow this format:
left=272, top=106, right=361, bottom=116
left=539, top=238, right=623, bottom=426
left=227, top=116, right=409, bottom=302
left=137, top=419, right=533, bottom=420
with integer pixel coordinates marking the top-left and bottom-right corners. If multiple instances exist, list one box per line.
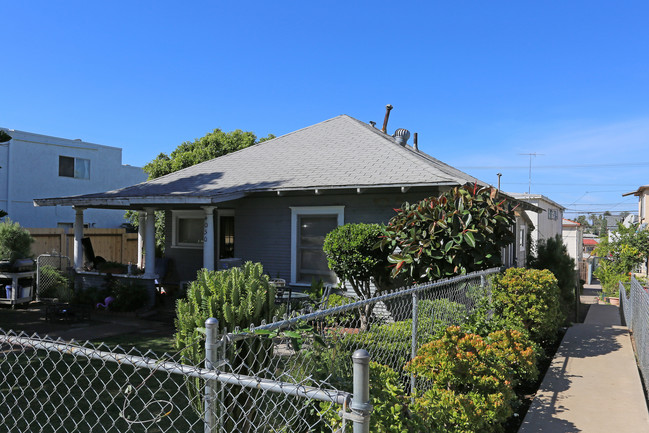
left=607, top=297, right=620, bottom=306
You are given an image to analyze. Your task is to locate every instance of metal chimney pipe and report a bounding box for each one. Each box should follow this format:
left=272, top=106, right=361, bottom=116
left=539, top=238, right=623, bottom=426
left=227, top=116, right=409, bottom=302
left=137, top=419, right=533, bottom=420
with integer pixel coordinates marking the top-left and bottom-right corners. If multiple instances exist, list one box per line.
left=413, top=132, right=418, bottom=151
left=381, top=104, right=393, bottom=133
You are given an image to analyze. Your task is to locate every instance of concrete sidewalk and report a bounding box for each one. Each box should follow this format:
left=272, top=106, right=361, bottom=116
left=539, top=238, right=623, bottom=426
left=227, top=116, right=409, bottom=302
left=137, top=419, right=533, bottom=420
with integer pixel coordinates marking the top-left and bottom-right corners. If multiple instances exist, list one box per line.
left=519, top=289, right=649, bottom=432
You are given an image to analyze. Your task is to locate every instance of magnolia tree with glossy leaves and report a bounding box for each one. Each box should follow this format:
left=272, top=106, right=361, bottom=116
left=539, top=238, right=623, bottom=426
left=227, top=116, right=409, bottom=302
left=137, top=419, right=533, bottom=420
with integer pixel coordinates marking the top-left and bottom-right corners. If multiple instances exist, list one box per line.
left=378, top=184, right=517, bottom=284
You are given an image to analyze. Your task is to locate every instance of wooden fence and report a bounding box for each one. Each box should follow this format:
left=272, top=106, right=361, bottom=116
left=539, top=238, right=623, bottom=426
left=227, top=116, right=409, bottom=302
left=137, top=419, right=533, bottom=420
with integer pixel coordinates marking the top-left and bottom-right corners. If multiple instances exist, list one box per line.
left=27, top=228, right=139, bottom=265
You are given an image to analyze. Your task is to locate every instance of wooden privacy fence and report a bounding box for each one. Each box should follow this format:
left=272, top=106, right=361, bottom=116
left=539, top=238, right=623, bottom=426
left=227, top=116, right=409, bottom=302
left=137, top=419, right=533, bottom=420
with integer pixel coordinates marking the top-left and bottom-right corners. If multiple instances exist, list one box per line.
left=27, top=228, right=139, bottom=265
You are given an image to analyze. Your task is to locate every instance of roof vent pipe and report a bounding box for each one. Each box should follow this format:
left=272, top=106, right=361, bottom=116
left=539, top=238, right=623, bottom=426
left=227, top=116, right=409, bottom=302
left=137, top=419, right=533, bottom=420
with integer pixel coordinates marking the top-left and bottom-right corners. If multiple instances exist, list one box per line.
left=413, top=132, right=418, bottom=151
left=381, top=104, right=393, bottom=133
left=393, top=128, right=410, bottom=146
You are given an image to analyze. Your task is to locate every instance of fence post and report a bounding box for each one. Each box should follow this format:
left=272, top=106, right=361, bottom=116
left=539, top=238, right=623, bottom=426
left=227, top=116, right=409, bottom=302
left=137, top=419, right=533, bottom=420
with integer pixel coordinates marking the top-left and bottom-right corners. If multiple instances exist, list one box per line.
left=351, top=349, right=372, bottom=433
left=205, top=318, right=219, bottom=433
left=410, top=292, right=419, bottom=398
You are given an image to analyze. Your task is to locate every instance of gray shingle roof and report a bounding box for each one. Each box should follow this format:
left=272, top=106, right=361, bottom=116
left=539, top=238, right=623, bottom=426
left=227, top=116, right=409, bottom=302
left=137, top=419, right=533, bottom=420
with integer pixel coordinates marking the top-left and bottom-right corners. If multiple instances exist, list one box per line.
left=35, top=115, right=484, bottom=207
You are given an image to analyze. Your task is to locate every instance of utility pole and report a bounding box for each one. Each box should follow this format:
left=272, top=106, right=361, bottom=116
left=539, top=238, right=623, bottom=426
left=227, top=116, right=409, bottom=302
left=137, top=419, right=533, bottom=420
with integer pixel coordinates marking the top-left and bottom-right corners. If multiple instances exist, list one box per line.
left=496, top=173, right=502, bottom=190
left=519, top=153, right=544, bottom=194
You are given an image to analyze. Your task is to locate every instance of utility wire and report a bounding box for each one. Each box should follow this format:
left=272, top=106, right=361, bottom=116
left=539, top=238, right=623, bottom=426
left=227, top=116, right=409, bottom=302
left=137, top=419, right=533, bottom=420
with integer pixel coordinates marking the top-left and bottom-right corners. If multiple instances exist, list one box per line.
left=458, top=161, right=649, bottom=169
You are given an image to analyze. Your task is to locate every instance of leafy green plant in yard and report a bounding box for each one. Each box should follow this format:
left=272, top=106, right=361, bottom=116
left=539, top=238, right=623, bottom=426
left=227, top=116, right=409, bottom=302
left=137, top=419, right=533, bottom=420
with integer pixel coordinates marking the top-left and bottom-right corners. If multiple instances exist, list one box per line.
left=109, top=281, right=149, bottom=312
left=323, top=223, right=390, bottom=330
left=0, top=218, right=33, bottom=261
left=594, top=222, right=649, bottom=293
left=322, top=361, right=419, bottom=433
left=378, top=183, right=516, bottom=284
left=491, top=267, right=562, bottom=346
left=174, top=262, right=286, bottom=429
left=405, top=326, right=537, bottom=433
left=37, top=265, right=70, bottom=299
left=529, top=235, right=577, bottom=323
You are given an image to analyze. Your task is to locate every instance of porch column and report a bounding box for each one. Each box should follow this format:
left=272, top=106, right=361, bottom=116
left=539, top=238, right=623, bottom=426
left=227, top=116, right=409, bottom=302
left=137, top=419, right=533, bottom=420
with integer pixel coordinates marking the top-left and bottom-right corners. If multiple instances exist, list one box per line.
left=73, top=206, right=85, bottom=271
left=203, top=206, right=216, bottom=271
left=143, top=208, right=156, bottom=278
left=137, top=211, right=145, bottom=269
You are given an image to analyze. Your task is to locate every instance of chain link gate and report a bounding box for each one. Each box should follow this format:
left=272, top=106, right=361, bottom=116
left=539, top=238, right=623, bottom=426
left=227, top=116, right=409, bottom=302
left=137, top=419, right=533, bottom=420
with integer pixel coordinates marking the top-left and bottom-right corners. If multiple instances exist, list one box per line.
left=36, top=253, right=71, bottom=301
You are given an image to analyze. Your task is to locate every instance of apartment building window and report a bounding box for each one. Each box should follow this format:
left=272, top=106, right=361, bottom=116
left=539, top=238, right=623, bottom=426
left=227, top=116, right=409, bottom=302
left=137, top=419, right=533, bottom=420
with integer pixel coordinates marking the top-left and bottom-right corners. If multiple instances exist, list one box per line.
left=59, top=156, right=90, bottom=179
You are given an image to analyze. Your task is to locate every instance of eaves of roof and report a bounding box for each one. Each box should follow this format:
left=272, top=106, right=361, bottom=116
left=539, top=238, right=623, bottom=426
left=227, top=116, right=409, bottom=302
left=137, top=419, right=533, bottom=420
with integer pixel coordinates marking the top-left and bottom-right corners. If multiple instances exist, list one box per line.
left=622, top=185, right=649, bottom=197
left=33, top=114, right=492, bottom=210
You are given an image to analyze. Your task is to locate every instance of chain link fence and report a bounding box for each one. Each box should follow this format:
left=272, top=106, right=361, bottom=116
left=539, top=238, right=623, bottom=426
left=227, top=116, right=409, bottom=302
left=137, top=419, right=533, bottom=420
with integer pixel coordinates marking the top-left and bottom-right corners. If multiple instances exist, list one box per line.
left=228, top=268, right=499, bottom=401
left=0, top=329, right=356, bottom=433
left=620, top=276, right=649, bottom=388
left=36, top=254, right=71, bottom=300
left=1, top=268, right=499, bottom=432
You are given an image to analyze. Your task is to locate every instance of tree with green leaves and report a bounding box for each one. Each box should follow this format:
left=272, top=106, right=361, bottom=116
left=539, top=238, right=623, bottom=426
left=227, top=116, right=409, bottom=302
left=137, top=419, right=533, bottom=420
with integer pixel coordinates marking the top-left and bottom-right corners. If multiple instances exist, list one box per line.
left=594, top=222, right=649, bottom=292
left=144, top=129, right=275, bottom=179
left=378, top=184, right=516, bottom=284
left=529, top=235, right=577, bottom=323
left=126, top=128, right=275, bottom=252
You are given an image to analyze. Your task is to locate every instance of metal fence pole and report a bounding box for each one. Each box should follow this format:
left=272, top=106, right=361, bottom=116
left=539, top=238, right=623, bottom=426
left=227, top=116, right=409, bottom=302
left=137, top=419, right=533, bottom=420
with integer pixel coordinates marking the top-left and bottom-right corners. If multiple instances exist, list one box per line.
left=410, top=292, right=419, bottom=397
left=205, top=318, right=219, bottom=433
left=351, top=349, right=372, bottom=433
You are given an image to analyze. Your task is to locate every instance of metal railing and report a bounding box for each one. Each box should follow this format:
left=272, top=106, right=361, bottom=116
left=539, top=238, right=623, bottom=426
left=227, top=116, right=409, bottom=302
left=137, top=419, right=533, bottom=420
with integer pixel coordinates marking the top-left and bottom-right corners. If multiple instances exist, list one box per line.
left=620, top=276, right=649, bottom=388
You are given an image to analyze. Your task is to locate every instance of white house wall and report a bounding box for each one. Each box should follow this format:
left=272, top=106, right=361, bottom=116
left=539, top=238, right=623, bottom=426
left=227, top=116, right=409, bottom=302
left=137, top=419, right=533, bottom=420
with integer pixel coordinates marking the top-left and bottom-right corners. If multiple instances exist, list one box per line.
left=0, top=129, right=146, bottom=228
left=521, top=198, right=563, bottom=245
left=562, top=225, right=583, bottom=269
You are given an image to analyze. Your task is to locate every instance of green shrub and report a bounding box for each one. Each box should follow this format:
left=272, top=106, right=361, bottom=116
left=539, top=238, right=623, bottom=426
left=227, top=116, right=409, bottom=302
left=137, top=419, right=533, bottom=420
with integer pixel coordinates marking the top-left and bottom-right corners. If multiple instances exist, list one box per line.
left=338, top=298, right=469, bottom=373
left=174, top=262, right=285, bottom=423
left=74, top=285, right=112, bottom=306
left=109, top=281, right=149, bottom=312
left=405, top=326, right=537, bottom=433
left=323, top=361, right=418, bottom=433
left=319, top=293, right=362, bottom=328
left=323, top=223, right=389, bottom=330
left=378, top=184, right=516, bottom=284
left=38, top=265, right=70, bottom=299
left=492, top=268, right=562, bottom=345
left=529, top=235, right=577, bottom=322
left=0, top=219, right=33, bottom=261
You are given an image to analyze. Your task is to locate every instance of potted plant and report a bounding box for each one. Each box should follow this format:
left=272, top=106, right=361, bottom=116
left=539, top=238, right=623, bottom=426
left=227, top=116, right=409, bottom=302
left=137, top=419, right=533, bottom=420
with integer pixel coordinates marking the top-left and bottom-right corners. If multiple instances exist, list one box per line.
left=0, top=219, right=34, bottom=264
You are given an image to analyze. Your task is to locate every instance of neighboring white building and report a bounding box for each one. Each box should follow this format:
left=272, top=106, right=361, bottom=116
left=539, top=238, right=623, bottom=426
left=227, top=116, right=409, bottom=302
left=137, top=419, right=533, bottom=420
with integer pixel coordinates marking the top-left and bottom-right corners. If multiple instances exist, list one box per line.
left=562, top=218, right=583, bottom=269
left=0, top=128, right=146, bottom=228
left=509, top=193, right=565, bottom=249
left=623, top=185, right=649, bottom=224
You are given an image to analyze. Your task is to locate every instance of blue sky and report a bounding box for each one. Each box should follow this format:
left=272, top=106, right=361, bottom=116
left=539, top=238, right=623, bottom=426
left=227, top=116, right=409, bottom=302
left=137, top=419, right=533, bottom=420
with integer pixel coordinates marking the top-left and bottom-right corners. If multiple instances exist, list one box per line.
left=3, top=1, right=648, bottom=217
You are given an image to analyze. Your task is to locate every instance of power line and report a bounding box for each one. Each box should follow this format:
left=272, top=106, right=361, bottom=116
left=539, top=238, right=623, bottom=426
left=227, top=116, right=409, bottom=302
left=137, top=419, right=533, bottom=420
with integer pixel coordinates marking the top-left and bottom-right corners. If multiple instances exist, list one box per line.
left=458, top=161, right=649, bottom=169
left=504, top=183, right=636, bottom=187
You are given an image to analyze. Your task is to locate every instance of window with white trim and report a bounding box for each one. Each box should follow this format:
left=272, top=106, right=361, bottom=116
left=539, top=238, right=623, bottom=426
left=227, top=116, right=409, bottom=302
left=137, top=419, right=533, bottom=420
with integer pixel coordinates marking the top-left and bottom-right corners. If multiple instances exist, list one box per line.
left=172, top=211, right=205, bottom=248
left=291, top=206, right=344, bottom=285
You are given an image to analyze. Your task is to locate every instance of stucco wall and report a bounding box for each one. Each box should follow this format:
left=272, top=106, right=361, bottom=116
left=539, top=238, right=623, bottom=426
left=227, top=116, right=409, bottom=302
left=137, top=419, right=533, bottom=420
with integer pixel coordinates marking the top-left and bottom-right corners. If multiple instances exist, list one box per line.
left=562, top=226, right=583, bottom=269
left=0, top=129, right=146, bottom=228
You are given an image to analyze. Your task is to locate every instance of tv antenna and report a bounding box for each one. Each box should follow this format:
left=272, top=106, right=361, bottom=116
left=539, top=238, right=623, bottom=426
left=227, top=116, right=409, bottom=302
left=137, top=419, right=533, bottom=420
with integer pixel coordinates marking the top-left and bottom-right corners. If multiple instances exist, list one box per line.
left=519, top=152, right=544, bottom=194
